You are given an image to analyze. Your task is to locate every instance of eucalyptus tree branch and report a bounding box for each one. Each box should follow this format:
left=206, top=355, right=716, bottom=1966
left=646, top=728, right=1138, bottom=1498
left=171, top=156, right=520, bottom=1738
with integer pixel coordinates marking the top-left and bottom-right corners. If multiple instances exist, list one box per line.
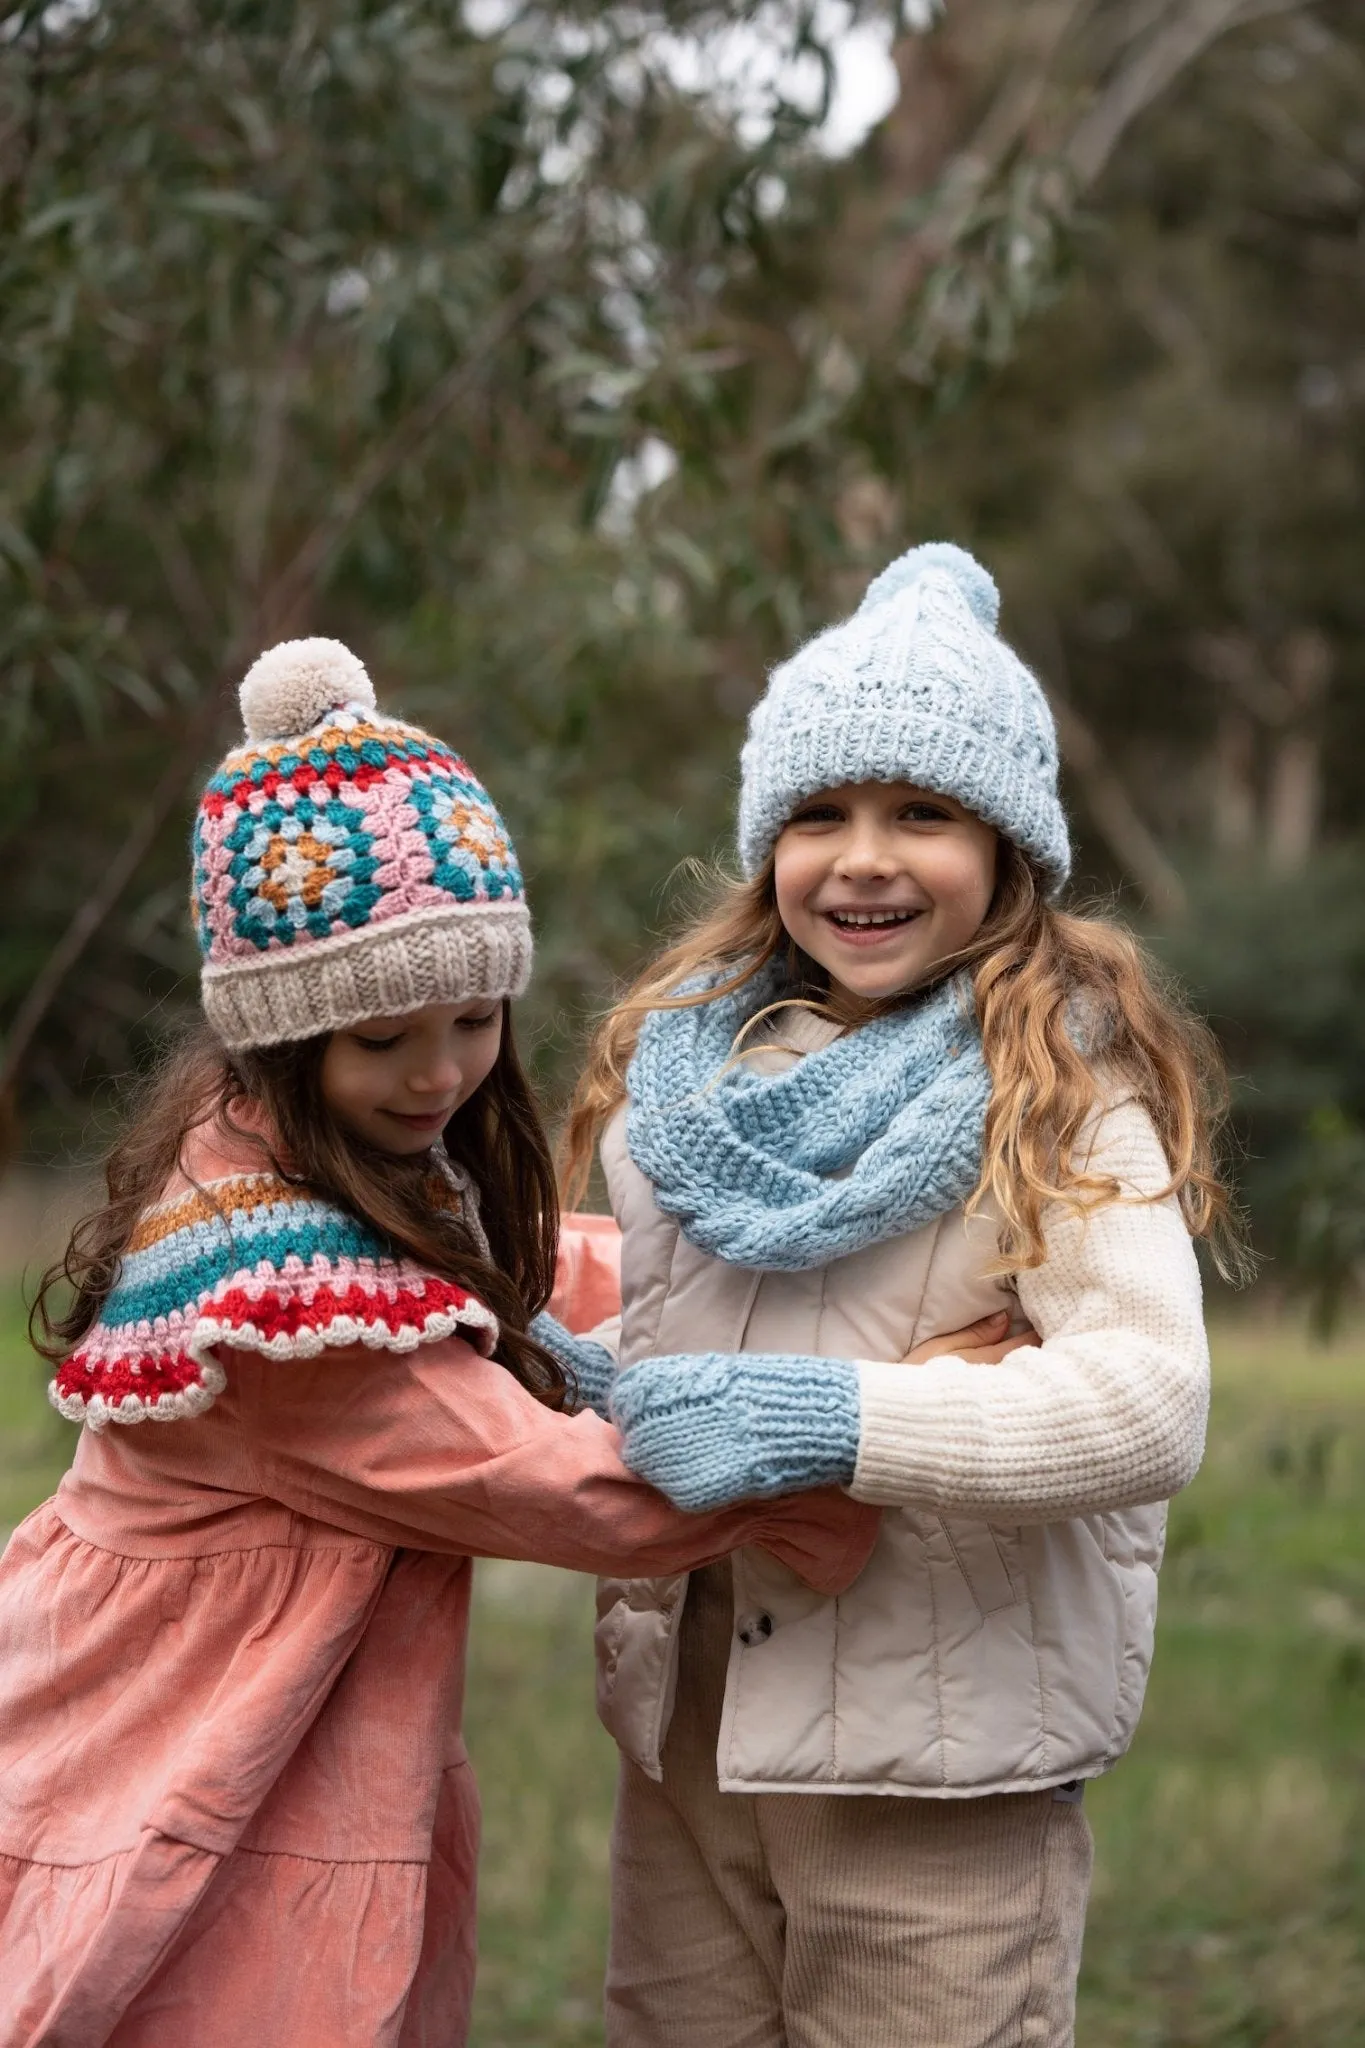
left=921, top=0, right=1089, bottom=242
left=146, top=514, right=221, bottom=643
left=874, top=0, right=1088, bottom=330
left=1064, top=0, right=1312, bottom=188
left=1047, top=684, right=1189, bottom=919
left=0, top=683, right=230, bottom=1105
left=884, top=0, right=1309, bottom=350
left=0, top=12, right=48, bottom=238
left=0, top=267, right=556, bottom=1105
left=233, top=339, right=313, bottom=602
left=262, top=263, right=554, bottom=636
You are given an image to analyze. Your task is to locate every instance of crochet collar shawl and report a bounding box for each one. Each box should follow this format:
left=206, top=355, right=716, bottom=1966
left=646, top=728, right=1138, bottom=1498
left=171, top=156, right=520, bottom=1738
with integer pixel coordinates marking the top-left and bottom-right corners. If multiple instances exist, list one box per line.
left=51, top=1169, right=497, bottom=1430
left=625, top=965, right=991, bottom=1273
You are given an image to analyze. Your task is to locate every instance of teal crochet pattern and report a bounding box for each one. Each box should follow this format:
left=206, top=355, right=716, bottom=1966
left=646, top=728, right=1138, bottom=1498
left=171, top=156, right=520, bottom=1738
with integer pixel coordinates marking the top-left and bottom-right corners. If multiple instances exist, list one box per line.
left=611, top=1351, right=860, bottom=1512
left=626, top=965, right=990, bottom=1273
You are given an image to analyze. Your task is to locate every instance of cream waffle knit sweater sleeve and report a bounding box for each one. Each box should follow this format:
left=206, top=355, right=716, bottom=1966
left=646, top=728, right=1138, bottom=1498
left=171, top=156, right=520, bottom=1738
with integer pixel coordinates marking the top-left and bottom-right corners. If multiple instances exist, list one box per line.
left=850, top=1099, right=1210, bottom=1522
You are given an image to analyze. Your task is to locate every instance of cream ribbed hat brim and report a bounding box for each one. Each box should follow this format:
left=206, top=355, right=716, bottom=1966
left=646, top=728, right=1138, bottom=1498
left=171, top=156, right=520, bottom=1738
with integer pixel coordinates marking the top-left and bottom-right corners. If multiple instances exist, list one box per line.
left=201, top=900, right=532, bottom=1050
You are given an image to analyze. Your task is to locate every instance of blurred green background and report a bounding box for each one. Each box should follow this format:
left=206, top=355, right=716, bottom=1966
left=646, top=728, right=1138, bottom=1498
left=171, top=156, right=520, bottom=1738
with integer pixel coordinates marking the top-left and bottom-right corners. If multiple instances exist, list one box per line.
left=4, top=1, right=1365, bottom=2039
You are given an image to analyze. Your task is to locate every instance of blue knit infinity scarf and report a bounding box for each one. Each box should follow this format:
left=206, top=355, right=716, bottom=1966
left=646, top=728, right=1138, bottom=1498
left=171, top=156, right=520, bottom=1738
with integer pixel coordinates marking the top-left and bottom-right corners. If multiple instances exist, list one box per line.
left=625, top=965, right=991, bottom=1273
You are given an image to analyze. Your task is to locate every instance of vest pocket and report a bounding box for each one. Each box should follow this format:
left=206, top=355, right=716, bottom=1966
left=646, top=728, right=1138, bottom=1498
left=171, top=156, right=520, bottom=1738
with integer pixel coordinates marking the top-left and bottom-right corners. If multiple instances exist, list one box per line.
left=938, top=1517, right=1019, bottom=1616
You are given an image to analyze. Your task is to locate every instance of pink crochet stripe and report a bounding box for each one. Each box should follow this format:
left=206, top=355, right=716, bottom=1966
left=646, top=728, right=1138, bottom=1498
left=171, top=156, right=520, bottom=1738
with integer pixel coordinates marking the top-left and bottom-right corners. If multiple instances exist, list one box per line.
left=357, top=769, right=449, bottom=923
left=69, top=1305, right=201, bottom=1362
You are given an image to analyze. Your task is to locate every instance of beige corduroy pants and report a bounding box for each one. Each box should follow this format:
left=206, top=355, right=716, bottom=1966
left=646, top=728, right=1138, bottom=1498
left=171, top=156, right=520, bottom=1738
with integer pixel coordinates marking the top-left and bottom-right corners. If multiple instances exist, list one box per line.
left=605, top=1564, right=1093, bottom=2048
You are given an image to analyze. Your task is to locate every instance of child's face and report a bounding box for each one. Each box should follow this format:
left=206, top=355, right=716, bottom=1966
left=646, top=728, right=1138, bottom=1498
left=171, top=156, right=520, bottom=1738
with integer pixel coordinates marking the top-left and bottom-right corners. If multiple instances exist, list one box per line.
left=320, top=1000, right=504, bottom=1156
left=773, top=781, right=998, bottom=1004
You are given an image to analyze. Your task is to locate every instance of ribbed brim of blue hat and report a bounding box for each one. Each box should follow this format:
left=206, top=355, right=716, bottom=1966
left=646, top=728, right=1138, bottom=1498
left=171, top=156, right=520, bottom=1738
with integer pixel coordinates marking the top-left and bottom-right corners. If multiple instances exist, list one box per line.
left=737, top=715, right=1071, bottom=891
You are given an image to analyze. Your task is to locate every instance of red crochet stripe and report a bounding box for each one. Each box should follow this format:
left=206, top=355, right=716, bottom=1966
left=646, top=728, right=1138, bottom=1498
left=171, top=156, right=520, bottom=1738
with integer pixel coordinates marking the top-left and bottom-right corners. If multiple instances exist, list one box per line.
left=53, top=1279, right=492, bottom=1410
left=55, top=1351, right=204, bottom=1403
left=228, top=759, right=390, bottom=807
left=209, top=1276, right=487, bottom=1342
left=201, top=741, right=473, bottom=818
left=223, top=744, right=449, bottom=810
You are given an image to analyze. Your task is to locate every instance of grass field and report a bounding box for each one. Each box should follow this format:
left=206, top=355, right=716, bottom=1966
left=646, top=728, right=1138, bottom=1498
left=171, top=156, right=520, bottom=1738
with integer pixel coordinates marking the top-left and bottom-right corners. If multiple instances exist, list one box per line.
left=2, top=1288, right=1363, bottom=2045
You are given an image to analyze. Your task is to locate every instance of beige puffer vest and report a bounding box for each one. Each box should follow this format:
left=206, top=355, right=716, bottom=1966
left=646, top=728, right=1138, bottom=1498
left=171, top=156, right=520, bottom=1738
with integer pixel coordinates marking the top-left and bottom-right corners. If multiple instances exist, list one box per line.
left=593, top=1013, right=1208, bottom=1799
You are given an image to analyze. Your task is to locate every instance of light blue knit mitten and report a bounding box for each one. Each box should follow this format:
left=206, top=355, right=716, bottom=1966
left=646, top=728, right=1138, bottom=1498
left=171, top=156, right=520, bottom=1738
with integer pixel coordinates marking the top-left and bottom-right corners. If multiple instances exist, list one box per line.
left=610, top=1353, right=860, bottom=1513
left=531, top=1310, right=617, bottom=1420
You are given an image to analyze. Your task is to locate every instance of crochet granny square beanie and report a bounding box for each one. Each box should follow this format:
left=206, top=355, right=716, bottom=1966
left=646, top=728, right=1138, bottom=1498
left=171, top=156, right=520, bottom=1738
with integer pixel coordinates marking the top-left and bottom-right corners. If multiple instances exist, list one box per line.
left=737, top=541, right=1070, bottom=888
left=193, top=639, right=531, bottom=1049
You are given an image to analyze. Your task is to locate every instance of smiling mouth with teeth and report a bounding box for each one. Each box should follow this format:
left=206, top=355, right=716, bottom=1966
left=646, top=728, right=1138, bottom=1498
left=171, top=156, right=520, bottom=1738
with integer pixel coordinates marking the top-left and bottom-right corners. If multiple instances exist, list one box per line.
left=827, top=909, right=920, bottom=928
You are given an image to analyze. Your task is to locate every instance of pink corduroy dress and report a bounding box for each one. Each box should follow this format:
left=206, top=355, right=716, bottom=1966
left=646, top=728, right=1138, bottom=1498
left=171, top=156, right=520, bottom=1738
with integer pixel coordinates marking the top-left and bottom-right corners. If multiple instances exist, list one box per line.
left=0, top=1123, right=875, bottom=2048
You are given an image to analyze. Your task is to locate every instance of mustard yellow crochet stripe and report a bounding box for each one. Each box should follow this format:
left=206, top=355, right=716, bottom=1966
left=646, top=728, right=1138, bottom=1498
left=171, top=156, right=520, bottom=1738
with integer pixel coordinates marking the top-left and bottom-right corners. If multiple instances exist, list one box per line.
left=126, top=1175, right=293, bottom=1253
left=216, top=717, right=416, bottom=773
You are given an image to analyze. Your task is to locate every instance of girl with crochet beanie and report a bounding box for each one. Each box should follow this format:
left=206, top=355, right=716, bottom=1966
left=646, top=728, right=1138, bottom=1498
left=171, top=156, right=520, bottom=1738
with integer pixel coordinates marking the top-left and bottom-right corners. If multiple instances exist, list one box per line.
left=553, top=543, right=1241, bottom=2047
left=0, top=643, right=876, bottom=2047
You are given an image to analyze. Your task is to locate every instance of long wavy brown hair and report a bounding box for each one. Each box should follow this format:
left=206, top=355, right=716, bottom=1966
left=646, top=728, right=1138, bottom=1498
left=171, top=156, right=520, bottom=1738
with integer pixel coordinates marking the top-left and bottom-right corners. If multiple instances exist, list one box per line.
left=562, top=841, right=1250, bottom=1281
left=32, top=1005, right=569, bottom=1405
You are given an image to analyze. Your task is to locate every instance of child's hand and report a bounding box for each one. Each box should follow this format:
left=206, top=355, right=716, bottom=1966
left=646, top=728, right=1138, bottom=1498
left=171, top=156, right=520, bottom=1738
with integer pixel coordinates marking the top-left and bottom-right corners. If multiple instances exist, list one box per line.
left=903, top=1310, right=1040, bottom=1366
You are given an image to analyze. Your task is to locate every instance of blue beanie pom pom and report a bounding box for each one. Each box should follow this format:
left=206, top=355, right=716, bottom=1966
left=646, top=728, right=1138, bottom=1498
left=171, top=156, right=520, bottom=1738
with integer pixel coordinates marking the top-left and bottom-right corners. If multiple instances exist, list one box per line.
left=857, top=541, right=1000, bottom=631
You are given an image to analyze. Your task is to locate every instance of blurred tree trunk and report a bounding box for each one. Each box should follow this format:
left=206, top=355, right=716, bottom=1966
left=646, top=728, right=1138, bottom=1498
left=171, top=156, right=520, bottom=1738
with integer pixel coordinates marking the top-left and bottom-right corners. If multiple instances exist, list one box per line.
left=1195, top=628, right=1333, bottom=874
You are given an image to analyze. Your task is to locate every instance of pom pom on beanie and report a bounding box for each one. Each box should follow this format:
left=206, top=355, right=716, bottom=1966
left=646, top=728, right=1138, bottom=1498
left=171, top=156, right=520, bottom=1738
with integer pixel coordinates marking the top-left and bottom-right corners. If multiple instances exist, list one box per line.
left=858, top=541, right=1000, bottom=630
left=239, top=638, right=377, bottom=743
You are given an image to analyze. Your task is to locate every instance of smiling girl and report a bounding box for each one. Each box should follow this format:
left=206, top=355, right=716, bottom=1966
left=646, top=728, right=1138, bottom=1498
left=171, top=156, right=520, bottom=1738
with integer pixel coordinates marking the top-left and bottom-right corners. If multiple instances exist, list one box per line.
left=551, top=543, right=1242, bottom=2048
left=0, top=641, right=876, bottom=2048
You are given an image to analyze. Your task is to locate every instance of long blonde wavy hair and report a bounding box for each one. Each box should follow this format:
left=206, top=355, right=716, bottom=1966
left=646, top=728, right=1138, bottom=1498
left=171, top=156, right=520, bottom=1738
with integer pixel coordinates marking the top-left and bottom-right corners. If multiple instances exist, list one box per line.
left=561, top=838, right=1249, bottom=1280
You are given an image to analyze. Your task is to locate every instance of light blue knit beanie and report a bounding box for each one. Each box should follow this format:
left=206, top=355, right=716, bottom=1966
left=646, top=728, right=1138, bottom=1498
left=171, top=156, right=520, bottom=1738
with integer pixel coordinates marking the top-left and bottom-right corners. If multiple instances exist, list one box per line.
left=737, top=541, right=1070, bottom=889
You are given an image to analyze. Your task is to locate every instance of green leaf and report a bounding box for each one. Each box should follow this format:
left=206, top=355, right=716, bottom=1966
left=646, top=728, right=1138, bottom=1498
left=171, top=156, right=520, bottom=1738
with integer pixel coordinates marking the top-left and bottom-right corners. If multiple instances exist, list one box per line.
left=175, top=190, right=275, bottom=223
left=22, top=194, right=108, bottom=240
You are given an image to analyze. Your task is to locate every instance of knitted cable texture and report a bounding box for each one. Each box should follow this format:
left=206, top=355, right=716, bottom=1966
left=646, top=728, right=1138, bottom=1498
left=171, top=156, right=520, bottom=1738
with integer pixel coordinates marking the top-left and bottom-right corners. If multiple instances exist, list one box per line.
left=193, top=638, right=532, bottom=1048
left=737, top=541, right=1070, bottom=887
left=51, top=1172, right=498, bottom=1430
left=849, top=1100, right=1211, bottom=1520
left=610, top=1351, right=859, bottom=1512
left=626, top=965, right=990, bottom=1271
left=531, top=1310, right=617, bottom=1420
